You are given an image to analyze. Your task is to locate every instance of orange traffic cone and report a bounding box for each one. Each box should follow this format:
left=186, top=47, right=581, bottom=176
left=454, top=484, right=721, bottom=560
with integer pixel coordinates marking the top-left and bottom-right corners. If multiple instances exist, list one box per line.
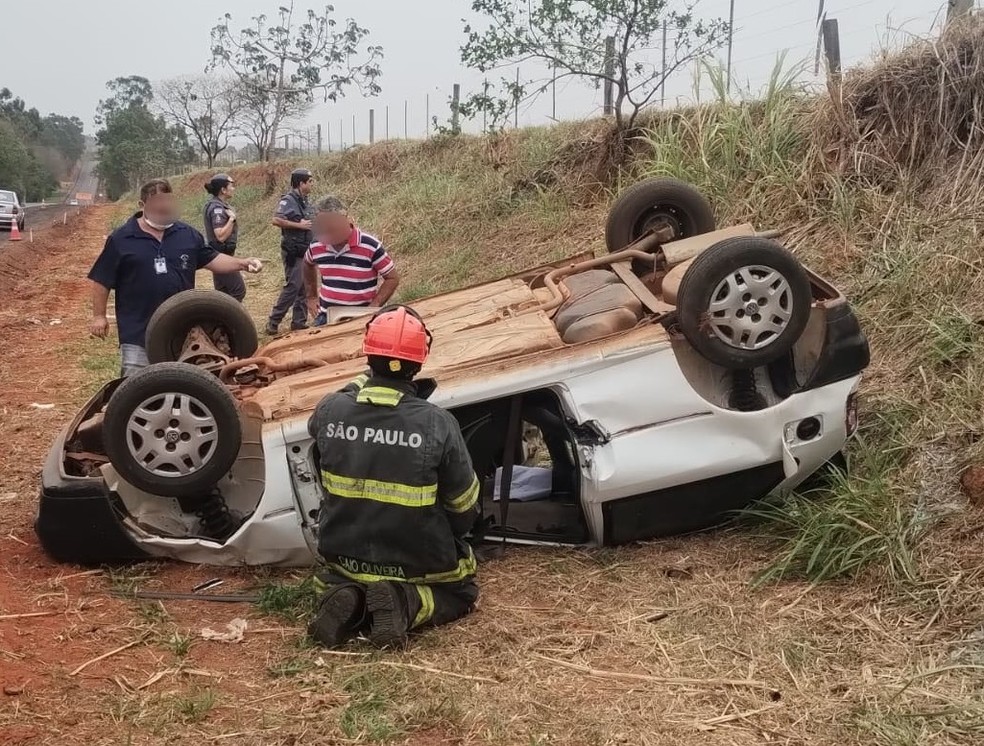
left=9, top=219, right=22, bottom=242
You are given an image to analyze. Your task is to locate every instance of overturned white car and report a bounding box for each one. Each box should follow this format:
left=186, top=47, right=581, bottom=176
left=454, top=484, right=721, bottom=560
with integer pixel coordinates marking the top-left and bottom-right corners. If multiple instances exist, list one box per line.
left=36, top=179, right=868, bottom=566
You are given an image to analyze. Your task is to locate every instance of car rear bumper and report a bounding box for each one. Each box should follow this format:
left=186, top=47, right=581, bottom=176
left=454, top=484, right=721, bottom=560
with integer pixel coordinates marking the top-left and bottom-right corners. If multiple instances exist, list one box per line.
left=35, top=427, right=150, bottom=565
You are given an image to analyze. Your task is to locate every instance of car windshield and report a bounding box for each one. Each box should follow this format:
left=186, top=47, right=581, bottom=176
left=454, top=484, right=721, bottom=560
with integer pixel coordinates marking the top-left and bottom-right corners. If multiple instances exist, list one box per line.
left=0, top=191, right=15, bottom=203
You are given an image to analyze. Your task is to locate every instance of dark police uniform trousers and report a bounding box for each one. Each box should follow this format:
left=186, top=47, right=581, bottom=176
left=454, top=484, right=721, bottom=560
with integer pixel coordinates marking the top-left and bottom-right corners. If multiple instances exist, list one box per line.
left=203, top=197, right=246, bottom=302
left=268, top=189, right=312, bottom=329
left=308, top=375, right=481, bottom=630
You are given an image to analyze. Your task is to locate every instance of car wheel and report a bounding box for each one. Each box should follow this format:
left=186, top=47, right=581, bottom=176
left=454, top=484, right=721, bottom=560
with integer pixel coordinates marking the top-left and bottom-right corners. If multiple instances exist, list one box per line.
left=146, top=290, right=258, bottom=364
left=103, top=363, right=242, bottom=497
left=676, top=236, right=812, bottom=369
left=605, top=177, right=716, bottom=253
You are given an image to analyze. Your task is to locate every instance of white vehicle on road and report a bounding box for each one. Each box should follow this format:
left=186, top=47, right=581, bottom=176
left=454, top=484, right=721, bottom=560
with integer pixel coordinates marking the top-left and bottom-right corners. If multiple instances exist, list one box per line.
left=36, top=180, right=868, bottom=566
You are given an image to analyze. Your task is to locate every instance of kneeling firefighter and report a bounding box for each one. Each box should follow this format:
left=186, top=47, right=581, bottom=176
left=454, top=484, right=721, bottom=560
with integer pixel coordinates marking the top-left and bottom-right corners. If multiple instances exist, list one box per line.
left=306, top=305, right=481, bottom=648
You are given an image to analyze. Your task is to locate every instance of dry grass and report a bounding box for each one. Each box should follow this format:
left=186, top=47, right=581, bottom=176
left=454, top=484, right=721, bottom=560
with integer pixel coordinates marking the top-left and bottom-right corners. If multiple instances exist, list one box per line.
left=54, top=16, right=984, bottom=745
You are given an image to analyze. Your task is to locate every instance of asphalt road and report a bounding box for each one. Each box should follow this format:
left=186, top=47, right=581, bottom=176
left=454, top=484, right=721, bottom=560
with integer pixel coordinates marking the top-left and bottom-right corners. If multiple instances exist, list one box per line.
left=0, top=154, right=100, bottom=245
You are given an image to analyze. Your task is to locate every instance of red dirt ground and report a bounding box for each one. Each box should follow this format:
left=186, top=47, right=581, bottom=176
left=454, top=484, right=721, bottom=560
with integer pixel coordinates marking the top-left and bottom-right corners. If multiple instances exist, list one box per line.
left=0, top=207, right=462, bottom=745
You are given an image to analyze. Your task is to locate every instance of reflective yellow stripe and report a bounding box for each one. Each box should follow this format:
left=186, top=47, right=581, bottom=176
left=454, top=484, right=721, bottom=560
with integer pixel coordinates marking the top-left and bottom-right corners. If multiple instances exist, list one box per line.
left=327, top=551, right=476, bottom=585
left=412, top=585, right=435, bottom=628
left=445, top=476, right=480, bottom=513
left=356, top=386, right=404, bottom=407
left=321, top=471, right=437, bottom=507
left=351, top=374, right=369, bottom=390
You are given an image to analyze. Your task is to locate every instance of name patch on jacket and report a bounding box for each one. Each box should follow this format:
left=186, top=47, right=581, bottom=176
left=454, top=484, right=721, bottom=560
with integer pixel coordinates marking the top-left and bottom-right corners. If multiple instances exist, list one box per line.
left=337, top=555, right=408, bottom=579
left=322, top=422, right=423, bottom=448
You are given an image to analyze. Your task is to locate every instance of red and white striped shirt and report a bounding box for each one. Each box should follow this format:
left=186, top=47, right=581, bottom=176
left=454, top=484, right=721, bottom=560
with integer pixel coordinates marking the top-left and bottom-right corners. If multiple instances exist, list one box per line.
left=304, top=228, right=395, bottom=307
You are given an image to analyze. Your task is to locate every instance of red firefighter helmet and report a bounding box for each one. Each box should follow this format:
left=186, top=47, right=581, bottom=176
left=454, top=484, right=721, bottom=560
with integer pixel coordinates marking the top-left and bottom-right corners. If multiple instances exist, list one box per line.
left=362, top=305, right=431, bottom=364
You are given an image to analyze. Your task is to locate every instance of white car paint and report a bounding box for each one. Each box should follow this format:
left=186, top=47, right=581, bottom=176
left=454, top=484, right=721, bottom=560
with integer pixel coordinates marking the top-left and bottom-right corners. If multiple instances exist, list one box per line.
left=106, top=335, right=860, bottom=567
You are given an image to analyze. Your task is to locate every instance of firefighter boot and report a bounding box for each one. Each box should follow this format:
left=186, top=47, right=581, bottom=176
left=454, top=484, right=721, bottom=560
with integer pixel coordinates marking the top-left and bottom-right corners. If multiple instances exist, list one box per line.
left=366, top=581, right=418, bottom=648
left=307, top=584, right=366, bottom=648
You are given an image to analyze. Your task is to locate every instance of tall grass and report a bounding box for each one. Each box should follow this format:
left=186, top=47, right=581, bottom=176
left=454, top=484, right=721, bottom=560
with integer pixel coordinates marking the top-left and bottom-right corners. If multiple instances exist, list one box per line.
left=744, top=440, right=927, bottom=586
left=639, top=58, right=813, bottom=226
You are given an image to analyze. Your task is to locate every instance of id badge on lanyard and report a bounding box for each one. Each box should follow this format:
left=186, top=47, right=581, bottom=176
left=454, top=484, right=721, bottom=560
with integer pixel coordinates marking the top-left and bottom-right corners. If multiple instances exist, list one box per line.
left=154, top=254, right=167, bottom=275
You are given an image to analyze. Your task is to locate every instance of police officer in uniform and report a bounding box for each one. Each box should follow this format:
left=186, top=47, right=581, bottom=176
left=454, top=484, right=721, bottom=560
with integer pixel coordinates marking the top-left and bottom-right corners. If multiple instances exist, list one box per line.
left=266, top=168, right=315, bottom=334
left=203, top=173, right=246, bottom=302
left=306, top=305, right=481, bottom=648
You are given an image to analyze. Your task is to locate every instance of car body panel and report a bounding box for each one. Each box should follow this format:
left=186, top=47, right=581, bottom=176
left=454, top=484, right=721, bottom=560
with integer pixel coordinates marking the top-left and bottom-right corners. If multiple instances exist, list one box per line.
left=36, top=239, right=869, bottom=566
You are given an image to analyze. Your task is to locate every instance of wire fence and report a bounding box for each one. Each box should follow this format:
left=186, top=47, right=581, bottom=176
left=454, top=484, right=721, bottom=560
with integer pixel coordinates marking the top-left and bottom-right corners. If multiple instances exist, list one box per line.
left=180, top=0, right=954, bottom=172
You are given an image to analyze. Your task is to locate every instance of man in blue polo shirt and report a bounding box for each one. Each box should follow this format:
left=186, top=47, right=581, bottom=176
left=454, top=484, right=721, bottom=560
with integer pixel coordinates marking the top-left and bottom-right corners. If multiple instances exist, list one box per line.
left=88, top=178, right=265, bottom=377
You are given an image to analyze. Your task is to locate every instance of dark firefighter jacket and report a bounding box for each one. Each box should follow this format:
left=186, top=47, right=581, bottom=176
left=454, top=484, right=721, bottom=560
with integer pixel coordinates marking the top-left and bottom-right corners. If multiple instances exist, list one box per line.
left=307, top=376, right=481, bottom=584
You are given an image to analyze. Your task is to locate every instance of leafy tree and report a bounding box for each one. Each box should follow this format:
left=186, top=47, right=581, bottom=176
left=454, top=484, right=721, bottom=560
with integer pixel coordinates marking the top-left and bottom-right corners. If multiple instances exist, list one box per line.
left=39, top=114, right=86, bottom=165
left=461, top=0, right=730, bottom=134
left=0, top=120, right=53, bottom=200
left=0, top=88, right=43, bottom=140
left=95, top=77, right=196, bottom=199
left=0, top=89, right=65, bottom=199
left=96, top=76, right=154, bottom=123
left=209, top=1, right=383, bottom=160
left=155, top=76, right=244, bottom=167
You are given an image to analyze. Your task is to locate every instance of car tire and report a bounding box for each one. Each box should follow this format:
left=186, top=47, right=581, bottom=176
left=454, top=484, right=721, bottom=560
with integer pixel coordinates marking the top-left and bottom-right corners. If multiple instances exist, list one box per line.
left=676, top=236, right=812, bottom=369
left=146, top=289, right=258, bottom=364
left=103, top=363, right=242, bottom=498
left=605, top=177, right=716, bottom=253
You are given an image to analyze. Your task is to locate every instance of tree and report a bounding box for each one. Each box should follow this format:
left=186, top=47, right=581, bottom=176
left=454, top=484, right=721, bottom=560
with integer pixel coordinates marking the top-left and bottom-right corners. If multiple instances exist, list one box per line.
left=0, top=120, right=56, bottom=201
left=39, top=114, right=86, bottom=165
left=0, top=89, right=67, bottom=199
left=236, top=83, right=310, bottom=165
left=461, top=0, right=730, bottom=134
left=95, top=77, right=196, bottom=199
left=96, top=76, right=154, bottom=124
left=156, top=76, right=244, bottom=167
left=209, top=2, right=383, bottom=160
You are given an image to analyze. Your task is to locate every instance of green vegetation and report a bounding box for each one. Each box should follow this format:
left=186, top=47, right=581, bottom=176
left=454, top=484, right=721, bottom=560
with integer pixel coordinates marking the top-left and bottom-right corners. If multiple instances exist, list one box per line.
left=0, top=88, right=85, bottom=200
left=96, top=76, right=196, bottom=200
left=257, top=576, right=320, bottom=621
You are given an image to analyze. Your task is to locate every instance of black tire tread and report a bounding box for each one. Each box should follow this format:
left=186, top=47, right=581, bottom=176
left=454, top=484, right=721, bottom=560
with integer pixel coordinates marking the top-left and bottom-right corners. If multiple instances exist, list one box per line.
left=103, top=362, right=242, bottom=498
left=676, top=236, right=812, bottom=369
left=605, top=177, right=716, bottom=253
left=146, top=289, right=258, bottom=364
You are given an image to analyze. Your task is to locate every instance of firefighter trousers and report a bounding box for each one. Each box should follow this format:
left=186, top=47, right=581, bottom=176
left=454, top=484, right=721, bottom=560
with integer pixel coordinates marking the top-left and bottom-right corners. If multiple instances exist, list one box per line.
left=315, top=572, right=478, bottom=630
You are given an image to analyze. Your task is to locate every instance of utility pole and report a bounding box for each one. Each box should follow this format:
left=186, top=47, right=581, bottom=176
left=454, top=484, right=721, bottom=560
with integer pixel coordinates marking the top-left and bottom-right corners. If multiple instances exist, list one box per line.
left=326, top=121, right=331, bottom=153
left=726, top=0, right=735, bottom=94
left=948, top=0, right=974, bottom=25
left=603, top=35, right=615, bottom=116
left=821, top=17, right=841, bottom=83
left=551, top=61, right=557, bottom=120
left=514, top=67, right=520, bottom=128
left=483, top=79, right=488, bottom=133
left=316, top=123, right=322, bottom=155
left=369, top=109, right=375, bottom=144
left=451, top=83, right=461, bottom=135
left=660, top=20, right=668, bottom=107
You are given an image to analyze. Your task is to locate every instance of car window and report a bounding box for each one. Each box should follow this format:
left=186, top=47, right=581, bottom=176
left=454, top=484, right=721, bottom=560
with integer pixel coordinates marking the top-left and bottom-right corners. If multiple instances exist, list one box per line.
left=0, top=191, right=15, bottom=202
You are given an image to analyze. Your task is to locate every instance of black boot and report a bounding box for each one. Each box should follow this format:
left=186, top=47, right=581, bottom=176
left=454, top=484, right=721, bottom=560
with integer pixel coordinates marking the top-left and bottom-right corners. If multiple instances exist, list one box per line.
left=366, top=581, right=415, bottom=648
left=307, top=584, right=366, bottom=648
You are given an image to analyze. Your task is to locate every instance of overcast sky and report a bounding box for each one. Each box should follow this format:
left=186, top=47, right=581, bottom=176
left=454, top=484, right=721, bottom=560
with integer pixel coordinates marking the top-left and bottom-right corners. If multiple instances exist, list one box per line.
left=1, top=0, right=957, bottom=145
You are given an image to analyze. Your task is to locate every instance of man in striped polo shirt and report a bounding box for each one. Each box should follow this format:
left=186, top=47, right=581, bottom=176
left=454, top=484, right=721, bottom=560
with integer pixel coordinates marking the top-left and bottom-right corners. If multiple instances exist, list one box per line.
left=304, top=196, right=401, bottom=325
